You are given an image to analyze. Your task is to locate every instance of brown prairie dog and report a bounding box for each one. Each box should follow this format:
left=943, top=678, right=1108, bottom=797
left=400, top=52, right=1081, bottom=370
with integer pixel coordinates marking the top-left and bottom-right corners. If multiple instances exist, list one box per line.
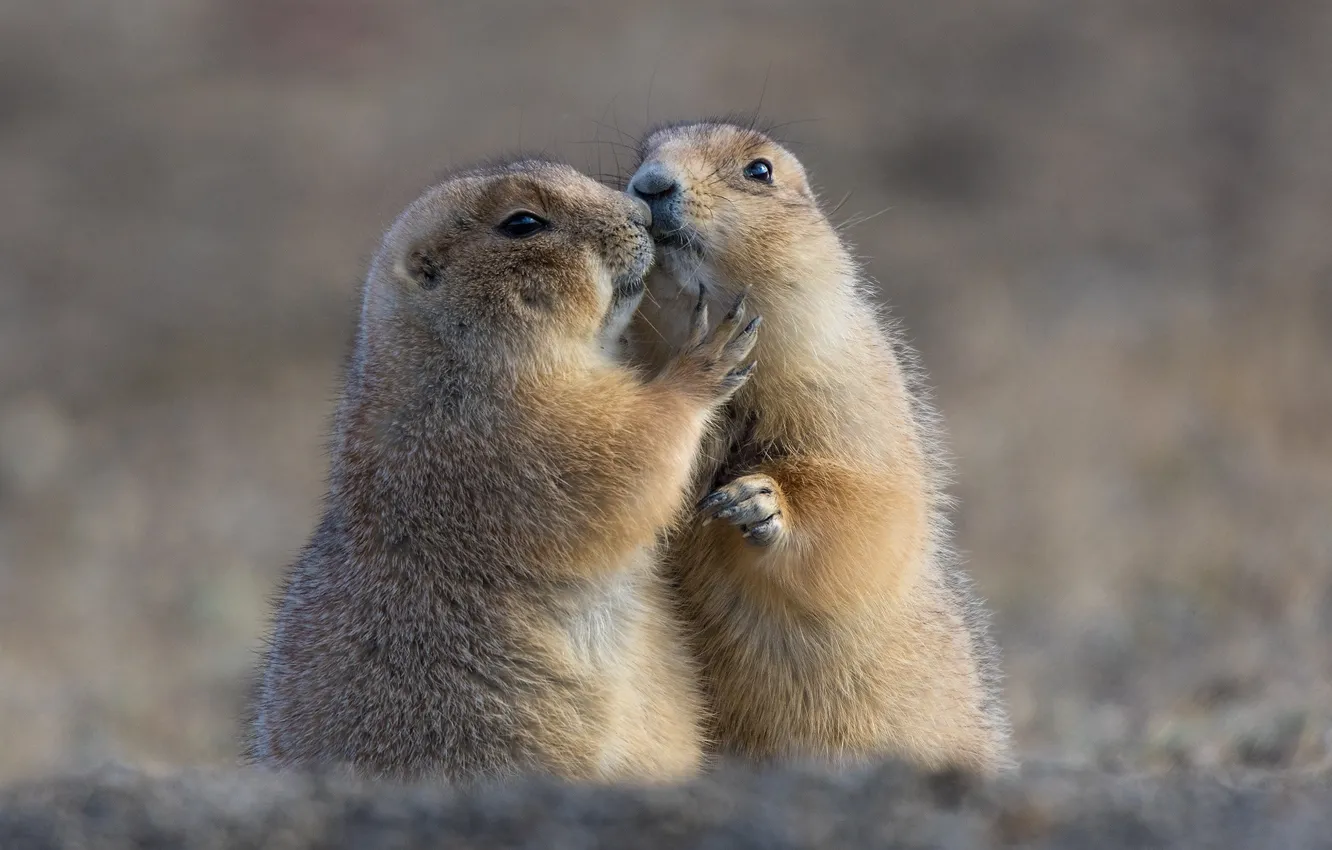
left=624, top=122, right=1012, bottom=774
left=249, top=158, right=760, bottom=783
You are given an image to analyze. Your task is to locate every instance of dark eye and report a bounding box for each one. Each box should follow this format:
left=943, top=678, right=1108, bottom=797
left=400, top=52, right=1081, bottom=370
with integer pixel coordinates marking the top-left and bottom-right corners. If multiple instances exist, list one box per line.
left=743, top=159, right=773, bottom=184
left=497, top=211, right=548, bottom=238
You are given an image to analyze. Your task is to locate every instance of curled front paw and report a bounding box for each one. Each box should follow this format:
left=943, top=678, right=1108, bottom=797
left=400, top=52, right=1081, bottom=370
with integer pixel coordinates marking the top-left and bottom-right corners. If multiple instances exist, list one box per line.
left=664, top=286, right=760, bottom=405
left=697, top=474, right=786, bottom=546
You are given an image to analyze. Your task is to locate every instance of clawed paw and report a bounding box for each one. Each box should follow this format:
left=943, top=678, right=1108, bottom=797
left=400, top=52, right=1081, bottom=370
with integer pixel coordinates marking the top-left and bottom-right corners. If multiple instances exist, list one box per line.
left=697, top=474, right=786, bottom=547
left=666, top=285, right=760, bottom=404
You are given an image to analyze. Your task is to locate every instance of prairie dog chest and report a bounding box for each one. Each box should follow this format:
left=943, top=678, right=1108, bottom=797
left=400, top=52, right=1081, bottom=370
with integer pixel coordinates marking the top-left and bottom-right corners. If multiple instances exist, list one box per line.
left=563, top=559, right=651, bottom=670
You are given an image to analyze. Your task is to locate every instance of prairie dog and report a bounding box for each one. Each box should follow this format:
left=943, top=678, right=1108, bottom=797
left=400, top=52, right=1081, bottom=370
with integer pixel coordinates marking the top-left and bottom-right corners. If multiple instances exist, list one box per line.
left=624, top=123, right=1011, bottom=774
left=250, top=158, right=761, bottom=783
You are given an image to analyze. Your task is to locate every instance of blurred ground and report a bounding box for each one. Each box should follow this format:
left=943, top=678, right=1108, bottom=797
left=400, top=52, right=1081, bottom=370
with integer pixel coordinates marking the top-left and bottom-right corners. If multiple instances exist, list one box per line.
left=6, top=760, right=1332, bottom=850
left=0, top=0, right=1330, bottom=782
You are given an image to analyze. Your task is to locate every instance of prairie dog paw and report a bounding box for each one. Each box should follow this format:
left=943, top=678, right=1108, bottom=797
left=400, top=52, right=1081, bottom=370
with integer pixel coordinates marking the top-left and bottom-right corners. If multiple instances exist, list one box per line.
left=663, top=286, right=760, bottom=406
left=697, top=474, right=786, bottom=547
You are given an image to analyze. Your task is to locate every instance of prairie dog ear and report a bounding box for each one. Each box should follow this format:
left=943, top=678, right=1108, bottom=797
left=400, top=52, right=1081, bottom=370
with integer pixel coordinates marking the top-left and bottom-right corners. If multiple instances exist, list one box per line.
left=403, top=244, right=445, bottom=290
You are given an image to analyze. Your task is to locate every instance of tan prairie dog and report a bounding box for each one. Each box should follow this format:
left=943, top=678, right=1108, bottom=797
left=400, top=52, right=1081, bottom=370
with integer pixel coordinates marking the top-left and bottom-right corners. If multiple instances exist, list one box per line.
left=249, top=158, right=762, bottom=783
left=624, top=122, right=1012, bottom=774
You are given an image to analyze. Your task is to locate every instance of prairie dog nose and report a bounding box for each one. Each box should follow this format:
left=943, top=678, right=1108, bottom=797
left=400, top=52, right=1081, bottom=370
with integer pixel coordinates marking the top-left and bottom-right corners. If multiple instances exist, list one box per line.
left=629, top=162, right=679, bottom=201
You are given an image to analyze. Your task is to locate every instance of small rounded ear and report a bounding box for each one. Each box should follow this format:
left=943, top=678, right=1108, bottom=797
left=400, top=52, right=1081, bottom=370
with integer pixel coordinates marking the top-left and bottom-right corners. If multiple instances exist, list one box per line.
left=406, top=246, right=445, bottom=290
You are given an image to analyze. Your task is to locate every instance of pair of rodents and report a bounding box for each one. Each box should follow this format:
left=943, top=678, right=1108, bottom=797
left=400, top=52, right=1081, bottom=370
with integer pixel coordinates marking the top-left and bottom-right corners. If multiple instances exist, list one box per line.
left=249, top=123, right=1011, bottom=783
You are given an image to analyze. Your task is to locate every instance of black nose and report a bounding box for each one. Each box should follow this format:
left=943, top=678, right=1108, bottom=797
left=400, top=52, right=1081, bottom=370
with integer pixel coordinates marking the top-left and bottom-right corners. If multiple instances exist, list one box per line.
left=630, top=163, right=679, bottom=202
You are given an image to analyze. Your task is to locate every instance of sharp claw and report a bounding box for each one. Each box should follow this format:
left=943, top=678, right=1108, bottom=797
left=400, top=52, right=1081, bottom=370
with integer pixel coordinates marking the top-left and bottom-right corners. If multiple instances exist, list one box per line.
left=723, top=295, right=745, bottom=323
left=696, top=491, right=731, bottom=513
left=725, top=288, right=750, bottom=322
left=723, top=361, right=758, bottom=388
left=686, top=283, right=708, bottom=341
left=740, top=315, right=761, bottom=336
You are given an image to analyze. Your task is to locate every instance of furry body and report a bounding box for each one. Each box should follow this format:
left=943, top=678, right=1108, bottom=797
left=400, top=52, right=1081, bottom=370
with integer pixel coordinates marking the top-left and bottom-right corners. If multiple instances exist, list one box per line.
left=251, top=159, right=758, bottom=783
left=626, top=123, right=1011, bottom=774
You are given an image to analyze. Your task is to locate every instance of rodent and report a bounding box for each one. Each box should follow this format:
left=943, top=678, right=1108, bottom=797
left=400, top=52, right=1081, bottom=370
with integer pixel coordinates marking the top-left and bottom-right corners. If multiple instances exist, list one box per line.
left=623, top=121, right=1012, bottom=774
left=248, top=157, right=761, bottom=784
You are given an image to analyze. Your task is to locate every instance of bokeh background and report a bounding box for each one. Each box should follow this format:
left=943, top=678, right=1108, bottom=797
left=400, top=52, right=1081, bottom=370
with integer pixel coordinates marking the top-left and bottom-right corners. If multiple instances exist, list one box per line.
left=1, top=0, right=1329, bottom=783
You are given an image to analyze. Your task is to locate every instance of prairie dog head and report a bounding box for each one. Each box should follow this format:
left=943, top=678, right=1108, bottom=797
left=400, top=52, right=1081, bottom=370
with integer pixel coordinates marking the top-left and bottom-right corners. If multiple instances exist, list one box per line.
left=364, top=159, right=655, bottom=372
left=628, top=123, right=840, bottom=299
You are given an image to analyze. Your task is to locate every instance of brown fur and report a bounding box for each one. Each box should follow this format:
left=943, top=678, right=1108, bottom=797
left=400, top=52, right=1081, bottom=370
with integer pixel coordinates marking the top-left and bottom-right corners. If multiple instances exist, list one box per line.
left=248, top=158, right=760, bottom=784
left=624, top=123, right=1012, bottom=774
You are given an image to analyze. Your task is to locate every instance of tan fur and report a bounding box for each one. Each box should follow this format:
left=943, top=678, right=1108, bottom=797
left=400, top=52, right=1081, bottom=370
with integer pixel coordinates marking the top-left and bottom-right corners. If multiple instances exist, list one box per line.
left=624, top=123, right=1012, bottom=774
left=250, top=159, right=760, bottom=784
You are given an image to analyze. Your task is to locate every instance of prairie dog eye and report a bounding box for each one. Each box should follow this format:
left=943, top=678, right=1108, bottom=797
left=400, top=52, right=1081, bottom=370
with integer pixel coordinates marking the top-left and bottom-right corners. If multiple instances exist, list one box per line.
left=743, top=159, right=773, bottom=184
left=497, top=211, right=548, bottom=238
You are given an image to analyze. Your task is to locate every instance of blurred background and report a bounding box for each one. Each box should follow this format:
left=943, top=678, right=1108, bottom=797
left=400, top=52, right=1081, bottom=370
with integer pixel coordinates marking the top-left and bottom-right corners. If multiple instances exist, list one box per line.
left=1, top=0, right=1329, bottom=783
